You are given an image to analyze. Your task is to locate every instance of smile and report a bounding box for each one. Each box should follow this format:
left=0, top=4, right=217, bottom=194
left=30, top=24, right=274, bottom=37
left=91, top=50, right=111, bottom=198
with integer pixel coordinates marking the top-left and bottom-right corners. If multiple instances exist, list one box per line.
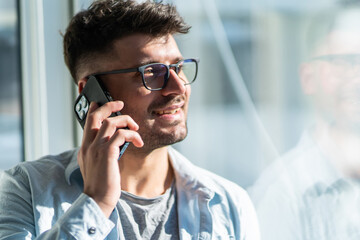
left=154, top=108, right=181, bottom=115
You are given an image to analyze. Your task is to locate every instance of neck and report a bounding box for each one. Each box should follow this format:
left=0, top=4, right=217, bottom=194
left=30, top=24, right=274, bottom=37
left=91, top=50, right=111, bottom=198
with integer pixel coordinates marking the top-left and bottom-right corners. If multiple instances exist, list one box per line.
left=119, top=146, right=174, bottom=198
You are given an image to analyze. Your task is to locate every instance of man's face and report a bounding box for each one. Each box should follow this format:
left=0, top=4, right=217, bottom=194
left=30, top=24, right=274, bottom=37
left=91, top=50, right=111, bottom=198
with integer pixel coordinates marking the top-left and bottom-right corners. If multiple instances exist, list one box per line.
left=90, top=34, right=191, bottom=152
left=304, top=30, right=360, bottom=128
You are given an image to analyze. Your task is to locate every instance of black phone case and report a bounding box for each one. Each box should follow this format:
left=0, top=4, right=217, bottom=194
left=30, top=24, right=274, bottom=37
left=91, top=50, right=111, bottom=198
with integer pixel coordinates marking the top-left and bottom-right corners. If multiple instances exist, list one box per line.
left=74, top=75, right=129, bottom=159
left=74, top=75, right=117, bottom=128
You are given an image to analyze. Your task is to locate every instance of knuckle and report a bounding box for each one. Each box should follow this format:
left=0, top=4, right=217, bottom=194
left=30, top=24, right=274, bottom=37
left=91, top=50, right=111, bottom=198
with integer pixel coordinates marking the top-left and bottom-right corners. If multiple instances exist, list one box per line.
left=120, top=115, right=131, bottom=123
left=115, top=129, right=129, bottom=141
left=79, top=144, right=88, bottom=156
left=102, top=118, right=112, bottom=127
left=97, top=144, right=108, bottom=153
left=120, top=114, right=129, bottom=119
left=116, top=128, right=126, bottom=136
left=87, top=143, right=96, bottom=153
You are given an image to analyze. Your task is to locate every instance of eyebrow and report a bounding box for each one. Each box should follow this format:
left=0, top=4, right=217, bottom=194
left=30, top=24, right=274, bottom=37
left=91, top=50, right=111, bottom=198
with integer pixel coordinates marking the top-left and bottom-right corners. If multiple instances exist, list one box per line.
left=137, top=57, right=184, bottom=67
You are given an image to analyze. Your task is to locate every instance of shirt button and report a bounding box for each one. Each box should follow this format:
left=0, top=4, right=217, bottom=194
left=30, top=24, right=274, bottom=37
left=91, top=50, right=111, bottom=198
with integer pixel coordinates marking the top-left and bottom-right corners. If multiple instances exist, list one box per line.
left=88, top=227, right=96, bottom=234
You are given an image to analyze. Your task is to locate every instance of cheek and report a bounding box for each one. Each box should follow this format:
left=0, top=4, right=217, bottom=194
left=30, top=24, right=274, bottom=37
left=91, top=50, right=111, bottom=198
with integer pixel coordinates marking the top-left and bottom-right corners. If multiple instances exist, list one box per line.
left=319, top=77, right=341, bottom=94
left=120, top=89, right=154, bottom=116
left=108, top=80, right=149, bottom=101
left=317, top=67, right=341, bottom=95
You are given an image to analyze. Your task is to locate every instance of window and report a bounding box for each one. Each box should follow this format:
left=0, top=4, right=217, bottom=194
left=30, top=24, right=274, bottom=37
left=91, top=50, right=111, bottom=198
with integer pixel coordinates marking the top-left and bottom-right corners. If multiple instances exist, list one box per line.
left=0, top=0, right=23, bottom=169
left=174, top=0, right=360, bottom=239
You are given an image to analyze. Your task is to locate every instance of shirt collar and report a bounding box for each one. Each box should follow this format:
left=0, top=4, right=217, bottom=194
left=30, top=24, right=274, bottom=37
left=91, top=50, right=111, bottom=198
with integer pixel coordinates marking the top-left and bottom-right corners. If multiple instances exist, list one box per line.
left=168, top=146, right=215, bottom=200
left=64, top=146, right=217, bottom=200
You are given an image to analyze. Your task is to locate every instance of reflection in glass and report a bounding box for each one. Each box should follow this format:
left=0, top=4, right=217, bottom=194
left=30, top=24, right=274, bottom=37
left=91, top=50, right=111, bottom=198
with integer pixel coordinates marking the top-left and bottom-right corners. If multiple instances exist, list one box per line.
left=173, top=0, right=360, bottom=239
left=250, top=5, right=360, bottom=240
left=0, top=1, right=23, bottom=169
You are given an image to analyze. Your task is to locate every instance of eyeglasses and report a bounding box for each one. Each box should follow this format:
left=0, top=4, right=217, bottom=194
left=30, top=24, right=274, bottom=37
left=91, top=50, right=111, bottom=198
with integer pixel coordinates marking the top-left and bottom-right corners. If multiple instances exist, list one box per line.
left=311, top=54, right=360, bottom=67
left=311, top=54, right=360, bottom=78
left=91, top=58, right=199, bottom=91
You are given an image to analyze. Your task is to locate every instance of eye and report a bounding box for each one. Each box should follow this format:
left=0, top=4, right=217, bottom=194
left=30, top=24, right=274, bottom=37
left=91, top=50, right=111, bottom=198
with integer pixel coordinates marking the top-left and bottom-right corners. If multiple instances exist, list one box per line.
left=144, top=67, right=155, bottom=77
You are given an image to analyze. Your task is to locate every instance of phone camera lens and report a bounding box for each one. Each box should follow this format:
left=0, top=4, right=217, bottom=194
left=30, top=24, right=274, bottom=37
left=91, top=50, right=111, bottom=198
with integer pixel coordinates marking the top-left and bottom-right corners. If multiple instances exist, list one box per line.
left=79, top=110, right=85, bottom=120
left=81, top=97, right=88, bottom=108
left=76, top=102, right=82, bottom=112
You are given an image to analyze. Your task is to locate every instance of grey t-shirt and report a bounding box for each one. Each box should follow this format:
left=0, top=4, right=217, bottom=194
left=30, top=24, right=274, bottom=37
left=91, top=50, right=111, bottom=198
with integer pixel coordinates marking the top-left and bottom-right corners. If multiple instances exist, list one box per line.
left=117, top=182, right=179, bottom=239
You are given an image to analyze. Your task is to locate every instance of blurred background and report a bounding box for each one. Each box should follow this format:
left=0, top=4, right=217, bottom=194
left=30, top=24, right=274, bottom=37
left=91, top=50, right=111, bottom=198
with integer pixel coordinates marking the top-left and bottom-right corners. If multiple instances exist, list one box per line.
left=0, top=0, right=346, bottom=185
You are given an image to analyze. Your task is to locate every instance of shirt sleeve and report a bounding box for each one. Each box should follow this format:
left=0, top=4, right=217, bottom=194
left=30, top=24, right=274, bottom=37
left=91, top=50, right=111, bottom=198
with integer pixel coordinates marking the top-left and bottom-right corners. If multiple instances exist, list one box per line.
left=0, top=166, right=115, bottom=239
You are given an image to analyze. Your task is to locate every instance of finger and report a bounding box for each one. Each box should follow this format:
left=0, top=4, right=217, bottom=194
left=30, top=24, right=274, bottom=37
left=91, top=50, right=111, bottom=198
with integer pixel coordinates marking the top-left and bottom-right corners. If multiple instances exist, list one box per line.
left=83, top=101, right=124, bottom=144
left=113, top=115, right=139, bottom=131
left=83, top=101, right=99, bottom=130
left=108, top=129, right=144, bottom=149
left=95, top=117, right=139, bottom=145
left=81, top=102, right=99, bottom=149
left=87, top=101, right=124, bottom=128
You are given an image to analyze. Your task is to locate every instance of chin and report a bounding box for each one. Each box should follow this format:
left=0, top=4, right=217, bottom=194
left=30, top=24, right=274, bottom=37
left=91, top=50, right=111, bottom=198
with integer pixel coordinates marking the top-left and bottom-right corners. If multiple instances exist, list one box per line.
left=142, top=125, right=188, bottom=149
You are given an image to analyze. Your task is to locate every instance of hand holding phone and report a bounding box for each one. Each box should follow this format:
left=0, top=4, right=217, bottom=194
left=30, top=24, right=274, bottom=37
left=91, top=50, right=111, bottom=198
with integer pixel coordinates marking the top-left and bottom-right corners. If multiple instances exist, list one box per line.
left=74, top=76, right=143, bottom=217
left=74, top=75, right=129, bottom=159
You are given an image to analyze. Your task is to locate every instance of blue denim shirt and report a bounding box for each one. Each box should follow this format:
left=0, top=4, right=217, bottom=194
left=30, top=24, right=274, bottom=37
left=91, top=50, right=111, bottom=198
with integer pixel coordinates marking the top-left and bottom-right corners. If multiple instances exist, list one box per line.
left=0, top=147, right=260, bottom=239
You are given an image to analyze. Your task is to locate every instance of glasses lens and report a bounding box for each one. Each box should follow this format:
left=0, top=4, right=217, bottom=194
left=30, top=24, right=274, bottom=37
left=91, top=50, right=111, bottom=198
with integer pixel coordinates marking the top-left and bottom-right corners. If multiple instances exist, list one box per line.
left=143, top=64, right=168, bottom=90
left=178, top=59, right=197, bottom=84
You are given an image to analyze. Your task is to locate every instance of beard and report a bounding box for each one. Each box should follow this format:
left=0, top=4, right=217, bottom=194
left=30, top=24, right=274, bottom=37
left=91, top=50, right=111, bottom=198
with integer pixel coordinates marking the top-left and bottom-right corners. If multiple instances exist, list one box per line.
left=145, top=95, right=189, bottom=148
left=142, top=122, right=188, bottom=149
left=125, top=95, right=189, bottom=154
left=125, top=121, right=188, bottom=155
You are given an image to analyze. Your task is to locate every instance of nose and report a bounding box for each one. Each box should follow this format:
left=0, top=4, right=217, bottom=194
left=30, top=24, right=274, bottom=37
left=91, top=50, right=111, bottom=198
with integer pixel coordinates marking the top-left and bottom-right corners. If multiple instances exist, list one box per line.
left=161, top=69, right=187, bottom=96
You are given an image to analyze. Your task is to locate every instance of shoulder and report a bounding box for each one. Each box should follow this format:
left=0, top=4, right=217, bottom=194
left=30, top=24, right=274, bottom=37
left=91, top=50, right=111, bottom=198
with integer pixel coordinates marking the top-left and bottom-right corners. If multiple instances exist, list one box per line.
left=168, top=147, right=250, bottom=203
left=198, top=166, right=249, bottom=199
left=248, top=132, right=324, bottom=207
left=2, top=148, right=78, bottom=188
left=168, top=147, right=260, bottom=238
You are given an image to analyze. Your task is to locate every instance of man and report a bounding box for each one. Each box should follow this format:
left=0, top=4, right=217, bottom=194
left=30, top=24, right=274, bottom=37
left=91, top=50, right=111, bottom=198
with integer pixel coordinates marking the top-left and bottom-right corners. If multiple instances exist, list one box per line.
left=0, top=0, right=260, bottom=239
left=249, top=6, right=360, bottom=240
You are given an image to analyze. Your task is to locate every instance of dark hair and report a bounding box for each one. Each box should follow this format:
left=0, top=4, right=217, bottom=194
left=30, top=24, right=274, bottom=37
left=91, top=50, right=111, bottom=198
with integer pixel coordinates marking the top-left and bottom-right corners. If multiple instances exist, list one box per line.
left=63, top=0, right=191, bottom=83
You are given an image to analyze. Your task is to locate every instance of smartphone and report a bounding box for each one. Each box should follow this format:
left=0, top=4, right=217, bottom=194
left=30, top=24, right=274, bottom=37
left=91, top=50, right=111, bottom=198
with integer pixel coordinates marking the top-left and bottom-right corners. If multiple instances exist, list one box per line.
left=74, top=75, right=129, bottom=159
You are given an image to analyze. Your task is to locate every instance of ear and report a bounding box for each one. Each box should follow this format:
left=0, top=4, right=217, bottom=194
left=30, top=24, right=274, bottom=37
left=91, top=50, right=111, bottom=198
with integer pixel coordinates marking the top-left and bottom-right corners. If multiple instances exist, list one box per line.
left=299, top=62, right=316, bottom=95
left=78, top=77, right=88, bottom=94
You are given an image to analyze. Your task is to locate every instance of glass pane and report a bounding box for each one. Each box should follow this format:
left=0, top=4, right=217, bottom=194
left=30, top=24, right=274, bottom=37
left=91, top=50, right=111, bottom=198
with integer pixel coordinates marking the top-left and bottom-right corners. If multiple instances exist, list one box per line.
left=0, top=0, right=23, bottom=169
left=174, top=0, right=360, bottom=239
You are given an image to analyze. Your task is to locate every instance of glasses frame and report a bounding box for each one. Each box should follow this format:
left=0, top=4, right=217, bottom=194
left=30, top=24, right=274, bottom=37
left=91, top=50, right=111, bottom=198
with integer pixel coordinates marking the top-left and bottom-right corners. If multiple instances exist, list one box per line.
left=91, top=58, right=200, bottom=91
left=310, top=54, right=360, bottom=64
